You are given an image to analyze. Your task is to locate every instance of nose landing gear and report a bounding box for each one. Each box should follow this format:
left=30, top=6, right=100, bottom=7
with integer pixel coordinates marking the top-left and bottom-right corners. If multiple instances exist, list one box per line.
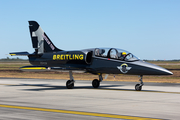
left=135, top=75, right=144, bottom=91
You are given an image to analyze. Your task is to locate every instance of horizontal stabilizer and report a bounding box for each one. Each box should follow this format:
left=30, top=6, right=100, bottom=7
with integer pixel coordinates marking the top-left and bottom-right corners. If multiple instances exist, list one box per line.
left=9, top=52, right=30, bottom=56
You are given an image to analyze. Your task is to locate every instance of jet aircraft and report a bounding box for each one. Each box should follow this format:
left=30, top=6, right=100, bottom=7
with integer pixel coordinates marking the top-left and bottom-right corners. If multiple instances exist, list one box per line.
left=10, top=21, right=173, bottom=91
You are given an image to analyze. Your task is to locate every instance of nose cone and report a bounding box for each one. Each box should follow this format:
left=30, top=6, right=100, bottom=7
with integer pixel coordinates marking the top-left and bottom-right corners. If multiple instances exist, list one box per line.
left=146, top=62, right=173, bottom=75
left=132, top=61, right=173, bottom=75
left=153, top=66, right=173, bottom=75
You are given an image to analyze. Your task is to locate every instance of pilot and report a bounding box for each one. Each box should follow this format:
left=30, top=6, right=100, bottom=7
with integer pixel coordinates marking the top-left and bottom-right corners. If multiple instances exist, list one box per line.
left=95, top=49, right=105, bottom=56
left=99, top=49, right=105, bottom=56
left=120, top=52, right=126, bottom=60
left=95, top=49, right=99, bottom=56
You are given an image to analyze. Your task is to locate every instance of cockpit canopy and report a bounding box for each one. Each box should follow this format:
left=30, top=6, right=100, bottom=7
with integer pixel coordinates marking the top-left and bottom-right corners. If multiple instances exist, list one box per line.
left=94, top=48, right=139, bottom=61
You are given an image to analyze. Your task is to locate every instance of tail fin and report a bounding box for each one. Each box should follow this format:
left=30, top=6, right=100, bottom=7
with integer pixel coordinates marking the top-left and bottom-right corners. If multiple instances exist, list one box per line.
left=28, top=21, right=62, bottom=54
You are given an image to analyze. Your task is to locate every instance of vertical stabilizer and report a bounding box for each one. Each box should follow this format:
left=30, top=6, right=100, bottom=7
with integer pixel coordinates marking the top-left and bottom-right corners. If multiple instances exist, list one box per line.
left=29, top=21, right=62, bottom=54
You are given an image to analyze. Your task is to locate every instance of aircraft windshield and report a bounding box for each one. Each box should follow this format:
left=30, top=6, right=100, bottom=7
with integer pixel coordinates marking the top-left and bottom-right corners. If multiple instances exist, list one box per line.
left=94, top=48, right=139, bottom=61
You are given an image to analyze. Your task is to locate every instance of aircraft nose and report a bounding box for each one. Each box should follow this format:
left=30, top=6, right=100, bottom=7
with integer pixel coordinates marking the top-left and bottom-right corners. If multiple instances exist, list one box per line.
left=132, top=61, right=173, bottom=75
left=145, top=62, right=173, bottom=75
left=159, top=68, right=173, bottom=75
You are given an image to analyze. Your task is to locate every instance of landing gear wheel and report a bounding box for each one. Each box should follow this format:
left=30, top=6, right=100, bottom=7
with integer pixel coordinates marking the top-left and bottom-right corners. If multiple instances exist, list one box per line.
left=66, top=80, right=74, bottom=89
left=135, top=84, right=142, bottom=91
left=92, top=79, right=100, bottom=88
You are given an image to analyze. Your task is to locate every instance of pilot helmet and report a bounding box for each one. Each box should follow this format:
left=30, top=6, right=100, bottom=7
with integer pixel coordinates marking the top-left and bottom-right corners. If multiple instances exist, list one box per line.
left=122, top=52, right=126, bottom=55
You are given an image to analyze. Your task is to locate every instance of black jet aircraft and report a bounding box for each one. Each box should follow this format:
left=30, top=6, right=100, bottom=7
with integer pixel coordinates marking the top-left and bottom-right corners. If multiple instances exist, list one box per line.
left=10, top=21, right=173, bottom=91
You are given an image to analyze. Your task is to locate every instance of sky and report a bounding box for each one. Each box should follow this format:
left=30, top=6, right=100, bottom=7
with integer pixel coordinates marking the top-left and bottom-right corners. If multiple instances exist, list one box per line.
left=0, top=0, right=179, bottom=60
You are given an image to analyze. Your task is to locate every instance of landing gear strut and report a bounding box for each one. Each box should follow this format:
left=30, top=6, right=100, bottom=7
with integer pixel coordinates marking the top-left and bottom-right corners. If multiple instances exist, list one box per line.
left=66, top=70, right=75, bottom=89
left=135, top=75, right=144, bottom=91
left=92, top=74, right=103, bottom=88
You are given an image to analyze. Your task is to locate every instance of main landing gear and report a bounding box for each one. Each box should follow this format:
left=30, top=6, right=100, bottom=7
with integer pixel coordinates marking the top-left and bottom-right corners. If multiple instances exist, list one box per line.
left=66, top=70, right=75, bottom=89
left=92, top=74, right=103, bottom=88
left=66, top=71, right=105, bottom=89
left=135, top=75, right=144, bottom=91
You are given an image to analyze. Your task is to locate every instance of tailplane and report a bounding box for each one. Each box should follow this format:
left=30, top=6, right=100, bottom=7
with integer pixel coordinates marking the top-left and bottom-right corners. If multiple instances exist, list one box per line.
left=29, top=21, right=63, bottom=54
left=9, top=52, right=29, bottom=56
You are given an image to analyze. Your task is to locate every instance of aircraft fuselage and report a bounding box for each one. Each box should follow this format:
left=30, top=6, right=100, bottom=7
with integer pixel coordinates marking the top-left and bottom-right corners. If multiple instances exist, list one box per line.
left=28, top=48, right=172, bottom=76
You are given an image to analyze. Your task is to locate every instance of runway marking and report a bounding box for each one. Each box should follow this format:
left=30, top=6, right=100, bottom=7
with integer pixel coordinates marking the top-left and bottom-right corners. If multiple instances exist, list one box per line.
left=0, top=104, right=162, bottom=120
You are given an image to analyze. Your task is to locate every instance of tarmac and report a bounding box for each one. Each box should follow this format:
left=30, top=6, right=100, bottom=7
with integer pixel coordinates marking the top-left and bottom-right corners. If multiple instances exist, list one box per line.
left=0, top=78, right=180, bottom=120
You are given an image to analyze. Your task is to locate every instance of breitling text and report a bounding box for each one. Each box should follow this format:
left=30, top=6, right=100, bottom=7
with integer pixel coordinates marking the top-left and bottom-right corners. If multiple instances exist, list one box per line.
left=53, top=54, right=84, bottom=60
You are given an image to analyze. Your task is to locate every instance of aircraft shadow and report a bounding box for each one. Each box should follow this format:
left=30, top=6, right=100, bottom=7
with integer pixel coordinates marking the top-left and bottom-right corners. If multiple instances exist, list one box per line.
left=7, top=83, right=126, bottom=91
left=6, top=83, right=162, bottom=92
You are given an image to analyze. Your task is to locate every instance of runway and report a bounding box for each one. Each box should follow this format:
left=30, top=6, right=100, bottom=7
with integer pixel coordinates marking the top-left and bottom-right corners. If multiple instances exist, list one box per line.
left=0, top=78, right=180, bottom=120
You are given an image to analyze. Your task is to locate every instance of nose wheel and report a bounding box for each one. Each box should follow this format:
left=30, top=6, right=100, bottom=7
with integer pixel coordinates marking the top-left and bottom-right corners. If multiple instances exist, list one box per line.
left=135, top=75, right=144, bottom=91
left=135, top=84, right=142, bottom=91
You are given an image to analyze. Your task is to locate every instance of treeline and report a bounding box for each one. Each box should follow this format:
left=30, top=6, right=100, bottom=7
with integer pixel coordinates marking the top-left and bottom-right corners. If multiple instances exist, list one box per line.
left=0, top=57, right=28, bottom=61
left=144, top=60, right=180, bottom=62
